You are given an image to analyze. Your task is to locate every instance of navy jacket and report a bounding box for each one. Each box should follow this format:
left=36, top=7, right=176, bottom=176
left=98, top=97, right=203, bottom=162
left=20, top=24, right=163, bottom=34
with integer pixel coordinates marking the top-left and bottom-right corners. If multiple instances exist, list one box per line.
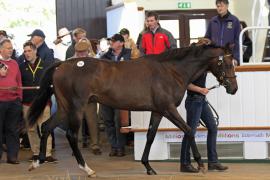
left=205, top=12, right=241, bottom=62
left=19, top=58, right=52, bottom=103
left=102, top=47, right=131, bottom=61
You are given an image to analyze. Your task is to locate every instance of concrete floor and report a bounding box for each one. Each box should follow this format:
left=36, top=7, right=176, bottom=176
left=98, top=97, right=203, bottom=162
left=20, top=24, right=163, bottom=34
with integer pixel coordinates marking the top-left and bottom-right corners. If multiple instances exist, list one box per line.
left=1, top=129, right=270, bottom=180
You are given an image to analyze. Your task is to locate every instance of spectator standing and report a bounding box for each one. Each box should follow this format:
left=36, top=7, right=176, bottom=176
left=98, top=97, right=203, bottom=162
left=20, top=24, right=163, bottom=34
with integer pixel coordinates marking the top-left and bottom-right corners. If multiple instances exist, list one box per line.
left=18, top=29, right=54, bottom=64
left=71, top=38, right=102, bottom=155
left=119, top=28, right=140, bottom=59
left=0, top=38, right=22, bottom=164
left=140, top=11, right=176, bottom=55
left=100, top=34, right=131, bottom=157
left=205, top=0, right=241, bottom=65
left=0, top=30, right=18, bottom=61
left=19, top=41, right=57, bottom=163
left=65, top=28, right=87, bottom=59
left=180, top=0, right=234, bottom=173
left=54, top=27, right=72, bottom=61
left=240, top=21, right=252, bottom=63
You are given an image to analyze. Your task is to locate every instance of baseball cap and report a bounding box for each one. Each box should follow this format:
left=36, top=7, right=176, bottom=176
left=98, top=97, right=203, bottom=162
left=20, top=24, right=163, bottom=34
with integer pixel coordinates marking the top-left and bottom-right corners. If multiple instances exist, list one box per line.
left=108, top=33, right=124, bottom=42
left=119, top=28, right=129, bottom=35
left=28, top=29, right=46, bottom=38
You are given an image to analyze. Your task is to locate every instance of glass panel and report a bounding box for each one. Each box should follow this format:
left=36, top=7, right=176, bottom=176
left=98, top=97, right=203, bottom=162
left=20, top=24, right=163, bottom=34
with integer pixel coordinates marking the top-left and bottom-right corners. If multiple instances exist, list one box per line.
left=159, top=20, right=180, bottom=39
left=189, top=19, right=207, bottom=44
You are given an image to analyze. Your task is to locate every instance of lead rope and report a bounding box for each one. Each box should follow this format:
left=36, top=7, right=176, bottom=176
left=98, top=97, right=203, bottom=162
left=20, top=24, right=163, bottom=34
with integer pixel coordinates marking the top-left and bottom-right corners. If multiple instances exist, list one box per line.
left=199, top=84, right=220, bottom=127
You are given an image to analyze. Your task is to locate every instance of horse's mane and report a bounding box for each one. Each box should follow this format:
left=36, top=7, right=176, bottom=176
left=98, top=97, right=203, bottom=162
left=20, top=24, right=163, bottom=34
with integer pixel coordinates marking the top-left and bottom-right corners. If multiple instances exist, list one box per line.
left=143, top=43, right=223, bottom=62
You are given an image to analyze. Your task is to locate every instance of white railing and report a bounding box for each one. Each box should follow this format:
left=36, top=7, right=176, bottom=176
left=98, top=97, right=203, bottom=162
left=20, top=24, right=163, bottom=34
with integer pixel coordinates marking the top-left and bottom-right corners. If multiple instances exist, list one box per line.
left=239, top=26, right=270, bottom=65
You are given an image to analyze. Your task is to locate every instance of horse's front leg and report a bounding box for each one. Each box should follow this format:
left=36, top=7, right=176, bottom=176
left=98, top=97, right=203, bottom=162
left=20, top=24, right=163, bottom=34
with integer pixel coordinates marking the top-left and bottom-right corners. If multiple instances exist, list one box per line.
left=190, top=136, right=205, bottom=173
left=28, top=115, right=53, bottom=171
left=28, top=113, right=60, bottom=171
left=141, top=112, right=162, bottom=175
left=66, top=128, right=96, bottom=178
left=165, top=105, right=205, bottom=173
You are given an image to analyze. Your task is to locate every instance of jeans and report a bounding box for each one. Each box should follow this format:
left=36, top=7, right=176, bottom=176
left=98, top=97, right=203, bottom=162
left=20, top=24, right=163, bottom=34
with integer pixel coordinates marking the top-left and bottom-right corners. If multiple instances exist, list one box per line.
left=99, top=104, right=126, bottom=149
left=180, top=94, right=218, bottom=164
left=0, top=99, right=22, bottom=160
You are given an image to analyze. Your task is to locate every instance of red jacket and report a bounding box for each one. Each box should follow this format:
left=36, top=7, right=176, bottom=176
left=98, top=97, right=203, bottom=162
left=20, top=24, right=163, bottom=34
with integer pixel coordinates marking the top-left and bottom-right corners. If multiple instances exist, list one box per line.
left=141, top=26, right=176, bottom=55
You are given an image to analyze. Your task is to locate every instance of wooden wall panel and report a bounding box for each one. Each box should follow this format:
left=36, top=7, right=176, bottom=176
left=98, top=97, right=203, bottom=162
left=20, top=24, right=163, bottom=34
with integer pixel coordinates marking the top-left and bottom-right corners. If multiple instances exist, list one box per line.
left=56, top=0, right=111, bottom=39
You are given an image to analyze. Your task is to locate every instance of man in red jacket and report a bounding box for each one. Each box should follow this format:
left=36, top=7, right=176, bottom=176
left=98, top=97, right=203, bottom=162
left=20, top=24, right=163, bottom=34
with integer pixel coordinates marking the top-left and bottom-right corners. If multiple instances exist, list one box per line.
left=0, top=38, right=22, bottom=164
left=140, top=11, right=176, bottom=55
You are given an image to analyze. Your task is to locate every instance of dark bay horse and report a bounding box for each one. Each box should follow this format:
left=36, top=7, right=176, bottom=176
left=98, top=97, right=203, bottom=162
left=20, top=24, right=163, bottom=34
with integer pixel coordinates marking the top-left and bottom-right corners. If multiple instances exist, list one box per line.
left=27, top=43, right=238, bottom=177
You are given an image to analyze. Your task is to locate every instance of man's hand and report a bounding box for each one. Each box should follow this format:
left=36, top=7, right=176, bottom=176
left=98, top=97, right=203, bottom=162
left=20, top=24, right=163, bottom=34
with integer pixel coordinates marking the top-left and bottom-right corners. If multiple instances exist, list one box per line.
left=0, top=66, right=8, bottom=77
left=199, top=87, right=209, bottom=96
left=187, top=84, right=209, bottom=95
left=233, top=59, right=238, bottom=66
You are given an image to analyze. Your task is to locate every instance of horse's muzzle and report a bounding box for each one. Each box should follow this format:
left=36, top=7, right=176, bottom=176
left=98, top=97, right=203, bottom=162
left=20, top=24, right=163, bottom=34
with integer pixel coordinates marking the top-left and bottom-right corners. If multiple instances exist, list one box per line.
left=224, top=79, right=238, bottom=95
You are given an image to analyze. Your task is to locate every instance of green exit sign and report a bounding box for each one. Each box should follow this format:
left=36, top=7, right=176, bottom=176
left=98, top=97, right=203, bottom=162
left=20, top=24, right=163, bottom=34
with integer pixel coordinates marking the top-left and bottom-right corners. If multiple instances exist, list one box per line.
left=178, top=2, right=191, bottom=9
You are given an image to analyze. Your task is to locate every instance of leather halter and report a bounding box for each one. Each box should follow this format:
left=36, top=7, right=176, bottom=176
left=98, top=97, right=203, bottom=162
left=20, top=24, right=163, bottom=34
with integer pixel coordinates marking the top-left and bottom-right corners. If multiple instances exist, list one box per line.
left=217, top=54, right=237, bottom=86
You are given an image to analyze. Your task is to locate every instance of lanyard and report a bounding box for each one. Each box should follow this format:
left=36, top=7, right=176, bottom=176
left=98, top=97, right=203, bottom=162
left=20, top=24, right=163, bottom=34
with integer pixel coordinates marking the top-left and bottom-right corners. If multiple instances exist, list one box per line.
left=27, top=59, right=42, bottom=80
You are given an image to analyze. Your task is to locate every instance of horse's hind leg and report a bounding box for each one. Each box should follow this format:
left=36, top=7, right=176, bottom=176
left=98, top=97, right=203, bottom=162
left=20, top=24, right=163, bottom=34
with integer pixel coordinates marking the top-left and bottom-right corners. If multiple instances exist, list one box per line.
left=165, top=105, right=205, bottom=173
left=141, top=112, right=162, bottom=175
left=65, top=114, right=96, bottom=177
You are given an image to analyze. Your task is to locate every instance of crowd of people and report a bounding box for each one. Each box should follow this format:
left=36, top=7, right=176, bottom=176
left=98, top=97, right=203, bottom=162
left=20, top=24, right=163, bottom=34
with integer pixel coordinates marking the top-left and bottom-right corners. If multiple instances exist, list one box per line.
left=0, top=0, right=250, bottom=174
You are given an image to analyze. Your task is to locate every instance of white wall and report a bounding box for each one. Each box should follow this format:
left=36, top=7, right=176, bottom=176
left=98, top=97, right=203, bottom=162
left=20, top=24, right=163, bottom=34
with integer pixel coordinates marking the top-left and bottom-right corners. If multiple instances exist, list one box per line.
left=111, top=0, right=254, bottom=26
left=135, top=0, right=215, bottom=10
left=106, top=2, right=144, bottom=41
left=131, top=71, right=270, bottom=129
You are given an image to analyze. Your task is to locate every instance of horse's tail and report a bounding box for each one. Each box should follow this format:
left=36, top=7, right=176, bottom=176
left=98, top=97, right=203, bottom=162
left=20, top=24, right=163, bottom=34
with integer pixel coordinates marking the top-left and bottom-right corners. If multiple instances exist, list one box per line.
left=28, top=61, right=62, bottom=127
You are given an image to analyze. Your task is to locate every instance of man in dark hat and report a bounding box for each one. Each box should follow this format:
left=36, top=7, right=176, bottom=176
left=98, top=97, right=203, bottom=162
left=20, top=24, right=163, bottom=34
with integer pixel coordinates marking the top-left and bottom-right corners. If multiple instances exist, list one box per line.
left=100, top=33, right=131, bottom=157
left=18, top=29, right=54, bottom=64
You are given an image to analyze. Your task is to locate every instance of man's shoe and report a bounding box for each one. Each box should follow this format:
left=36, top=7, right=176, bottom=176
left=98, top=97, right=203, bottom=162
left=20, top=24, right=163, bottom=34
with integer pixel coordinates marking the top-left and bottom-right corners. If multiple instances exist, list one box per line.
left=208, top=163, right=228, bottom=171
left=109, top=148, right=117, bottom=157
left=116, top=149, right=125, bottom=157
left=93, top=148, right=102, bottom=155
left=180, top=164, right=199, bottom=173
left=6, top=159, right=20, bottom=164
left=45, top=156, right=58, bottom=163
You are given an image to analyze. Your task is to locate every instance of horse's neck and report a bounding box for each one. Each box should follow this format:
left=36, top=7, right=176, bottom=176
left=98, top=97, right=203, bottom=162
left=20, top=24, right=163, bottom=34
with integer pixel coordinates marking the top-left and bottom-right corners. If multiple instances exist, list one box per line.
left=172, top=57, right=210, bottom=86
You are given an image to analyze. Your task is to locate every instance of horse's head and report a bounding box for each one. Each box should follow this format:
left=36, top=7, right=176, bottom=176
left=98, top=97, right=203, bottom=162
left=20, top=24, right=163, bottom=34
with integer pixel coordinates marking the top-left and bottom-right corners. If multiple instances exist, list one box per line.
left=209, top=46, right=238, bottom=95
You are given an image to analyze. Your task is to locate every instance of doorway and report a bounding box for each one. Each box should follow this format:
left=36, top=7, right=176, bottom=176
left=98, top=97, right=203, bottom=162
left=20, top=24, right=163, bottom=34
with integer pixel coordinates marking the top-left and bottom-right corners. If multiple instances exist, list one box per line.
left=153, top=10, right=217, bottom=47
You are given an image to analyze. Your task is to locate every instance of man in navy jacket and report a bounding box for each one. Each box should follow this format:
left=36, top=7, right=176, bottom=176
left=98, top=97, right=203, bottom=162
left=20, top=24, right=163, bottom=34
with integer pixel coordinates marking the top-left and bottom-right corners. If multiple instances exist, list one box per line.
left=205, top=0, right=241, bottom=65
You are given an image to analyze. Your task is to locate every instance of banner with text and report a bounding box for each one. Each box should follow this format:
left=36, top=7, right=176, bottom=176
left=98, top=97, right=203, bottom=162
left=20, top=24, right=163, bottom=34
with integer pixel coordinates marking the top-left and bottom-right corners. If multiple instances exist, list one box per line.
left=164, top=130, right=270, bottom=142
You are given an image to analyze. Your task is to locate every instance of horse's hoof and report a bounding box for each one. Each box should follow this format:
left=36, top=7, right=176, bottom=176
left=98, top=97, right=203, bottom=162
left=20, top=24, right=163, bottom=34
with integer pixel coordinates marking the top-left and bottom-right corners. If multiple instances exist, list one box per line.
left=28, top=161, right=40, bottom=171
left=28, top=166, right=35, bottom=171
left=198, top=166, right=207, bottom=174
left=147, top=169, right=157, bottom=175
left=88, top=171, right=97, bottom=178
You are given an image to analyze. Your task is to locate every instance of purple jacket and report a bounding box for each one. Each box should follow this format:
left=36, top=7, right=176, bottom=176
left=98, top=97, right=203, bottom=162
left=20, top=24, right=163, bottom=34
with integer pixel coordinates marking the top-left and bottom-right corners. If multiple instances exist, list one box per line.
left=205, top=12, right=241, bottom=62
